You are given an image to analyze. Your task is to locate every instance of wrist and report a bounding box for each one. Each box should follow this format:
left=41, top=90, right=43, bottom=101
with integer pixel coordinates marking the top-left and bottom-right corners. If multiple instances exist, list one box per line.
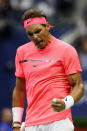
left=12, top=107, right=24, bottom=123
left=12, top=122, right=21, bottom=129
left=62, top=95, right=74, bottom=109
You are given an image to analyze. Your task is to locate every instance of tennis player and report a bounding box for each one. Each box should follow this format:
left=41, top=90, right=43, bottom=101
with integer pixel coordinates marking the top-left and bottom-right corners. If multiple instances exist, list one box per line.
left=12, top=9, right=84, bottom=131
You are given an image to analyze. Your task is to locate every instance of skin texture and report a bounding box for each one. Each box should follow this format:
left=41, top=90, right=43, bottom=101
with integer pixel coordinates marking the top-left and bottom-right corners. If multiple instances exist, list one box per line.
left=25, top=23, right=52, bottom=49
left=12, top=23, right=84, bottom=130
left=12, top=23, right=53, bottom=131
left=13, top=73, right=84, bottom=131
left=12, top=77, right=25, bottom=107
left=12, top=77, right=25, bottom=131
left=51, top=72, right=84, bottom=112
left=13, top=127, right=20, bottom=131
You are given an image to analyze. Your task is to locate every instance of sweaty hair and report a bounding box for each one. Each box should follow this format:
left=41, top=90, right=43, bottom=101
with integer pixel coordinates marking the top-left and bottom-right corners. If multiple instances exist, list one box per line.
left=22, top=9, right=47, bottom=25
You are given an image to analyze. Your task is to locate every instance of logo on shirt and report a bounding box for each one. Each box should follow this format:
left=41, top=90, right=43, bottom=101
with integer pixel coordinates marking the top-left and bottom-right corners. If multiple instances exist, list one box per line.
left=33, top=65, right=39, bottom=67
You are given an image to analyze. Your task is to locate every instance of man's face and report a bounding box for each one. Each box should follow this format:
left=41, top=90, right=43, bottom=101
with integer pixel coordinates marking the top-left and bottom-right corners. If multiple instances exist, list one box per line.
left=25, top=24, right=50, bottom=49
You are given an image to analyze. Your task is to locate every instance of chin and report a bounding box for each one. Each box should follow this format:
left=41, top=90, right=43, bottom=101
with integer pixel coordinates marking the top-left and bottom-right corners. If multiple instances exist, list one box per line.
left=38, top=46, right=45, bottom=49
left=37, top=44, right=46, bottom=49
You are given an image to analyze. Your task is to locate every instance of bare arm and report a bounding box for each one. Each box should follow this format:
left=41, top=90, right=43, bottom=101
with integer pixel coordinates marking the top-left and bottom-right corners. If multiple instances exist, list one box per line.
left=12, top=77, right=25, bottom=131
left=68, top=72, right=84, bottom=103
left=12, top=77, right=26, bottom=107
left=51, top=72, right=84, bottom=112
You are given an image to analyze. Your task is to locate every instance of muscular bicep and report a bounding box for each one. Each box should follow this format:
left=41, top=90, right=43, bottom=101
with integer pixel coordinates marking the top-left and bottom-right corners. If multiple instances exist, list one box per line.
left=67, top=73, right=84, bottom=103
left=12, top=77, right=25, bottom=107
left=67, top=72, right=83, bottom=87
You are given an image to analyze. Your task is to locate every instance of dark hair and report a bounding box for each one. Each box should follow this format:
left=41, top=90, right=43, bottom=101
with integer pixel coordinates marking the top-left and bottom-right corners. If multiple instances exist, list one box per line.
left=22, top=9, right=47, bottom=25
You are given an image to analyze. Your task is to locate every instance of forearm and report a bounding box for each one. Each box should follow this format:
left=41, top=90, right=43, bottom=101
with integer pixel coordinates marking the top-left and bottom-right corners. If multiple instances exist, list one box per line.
left=51, top=72, right=85, bottom=112
left=12, top=86, right=25, bottom=127
left=67, top=72, right=85, bottom=104
left=12, top=86, right=25, bottom=107
left=70, top=83, right=84, bottom=104
left=12, top=77, right=25, bottom=127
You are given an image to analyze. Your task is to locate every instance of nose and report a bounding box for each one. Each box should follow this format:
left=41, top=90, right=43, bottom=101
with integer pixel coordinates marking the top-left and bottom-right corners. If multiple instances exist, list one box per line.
left=33, top=34, right=38, bottom=39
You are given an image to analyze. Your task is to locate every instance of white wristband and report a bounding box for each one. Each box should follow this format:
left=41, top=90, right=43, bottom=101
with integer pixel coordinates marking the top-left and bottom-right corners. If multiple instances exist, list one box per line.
left=62, top=95, right=74, bottom=109
left=12, top=107, right=24, bottom=123
left=20, top=122, right=25, bottom=131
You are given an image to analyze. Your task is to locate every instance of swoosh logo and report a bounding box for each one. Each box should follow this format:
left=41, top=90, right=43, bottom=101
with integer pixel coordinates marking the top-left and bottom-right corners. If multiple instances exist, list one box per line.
left=27, top=20, right=33, bottom=24
left=33, top=65, right=39, bottom=67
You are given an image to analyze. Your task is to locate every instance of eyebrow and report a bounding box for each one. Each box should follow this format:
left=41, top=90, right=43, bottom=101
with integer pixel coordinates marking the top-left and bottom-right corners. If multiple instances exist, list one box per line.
left=27, top=29, right=41, bottom=35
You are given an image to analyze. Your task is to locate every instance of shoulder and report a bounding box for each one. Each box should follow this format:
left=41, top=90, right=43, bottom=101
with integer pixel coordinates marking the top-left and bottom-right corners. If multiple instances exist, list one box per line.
left=16, top=41, right=33, bottom=54
left=55, top=38, right=76, bottom=52
left=56, top=38, right=71, bottom=48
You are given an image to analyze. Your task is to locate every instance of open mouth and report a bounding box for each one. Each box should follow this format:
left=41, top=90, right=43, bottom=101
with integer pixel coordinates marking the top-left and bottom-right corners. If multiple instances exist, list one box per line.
left=34, top=40, right=46, bottom=49
left=35, top=40, right=44, bottom=45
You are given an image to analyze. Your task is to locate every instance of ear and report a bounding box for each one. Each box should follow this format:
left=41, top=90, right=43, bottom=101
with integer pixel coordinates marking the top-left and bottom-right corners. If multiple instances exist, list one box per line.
left=46, top=22, right=50, bottom=31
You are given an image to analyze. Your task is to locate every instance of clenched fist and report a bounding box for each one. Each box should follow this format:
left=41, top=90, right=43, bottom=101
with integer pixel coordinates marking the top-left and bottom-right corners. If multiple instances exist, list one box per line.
left=51, top=98, right=65, bottom=112
left=13, top=128, right=20, bottom=131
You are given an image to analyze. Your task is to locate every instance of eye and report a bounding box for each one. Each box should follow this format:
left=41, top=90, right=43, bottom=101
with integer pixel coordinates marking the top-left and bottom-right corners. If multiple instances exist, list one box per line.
left=35, top=29, right=41, bottom=34
left=28, top=32, right=33, bottom=36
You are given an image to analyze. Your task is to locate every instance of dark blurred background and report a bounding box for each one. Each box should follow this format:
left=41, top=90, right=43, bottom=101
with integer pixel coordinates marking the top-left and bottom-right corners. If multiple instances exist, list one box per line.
left=0, top=0, right=87, bottom=131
